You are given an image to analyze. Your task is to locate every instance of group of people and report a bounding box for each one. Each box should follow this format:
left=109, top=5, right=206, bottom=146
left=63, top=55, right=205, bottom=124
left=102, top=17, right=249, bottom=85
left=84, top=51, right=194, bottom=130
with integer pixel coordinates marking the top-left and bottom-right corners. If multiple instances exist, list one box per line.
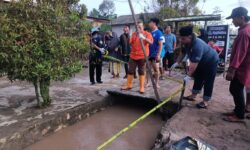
left=120, top=18, right=177, bottom=94
left=89, top=6, right=250, bottom=122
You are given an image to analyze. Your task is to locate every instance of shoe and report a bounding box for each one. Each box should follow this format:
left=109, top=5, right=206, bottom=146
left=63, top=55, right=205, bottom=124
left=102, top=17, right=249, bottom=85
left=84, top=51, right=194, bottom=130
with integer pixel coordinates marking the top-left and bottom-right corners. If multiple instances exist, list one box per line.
left=91, top=82, right=95, bottom=85
left=97, top=81, right=103, bottom=84
left=123, top=75, right=128, bottom=79
left=223, top=114, right=244, bottom=123
left=121, top=74, right=134, bottom=90
left=139, top=75, right=145, bottom=94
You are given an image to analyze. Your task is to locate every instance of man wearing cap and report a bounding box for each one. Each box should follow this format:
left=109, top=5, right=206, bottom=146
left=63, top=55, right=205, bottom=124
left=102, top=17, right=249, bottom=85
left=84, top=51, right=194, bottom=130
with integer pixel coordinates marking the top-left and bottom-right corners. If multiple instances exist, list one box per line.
left=89, top=28, right=106, bottom=85
left=172, top=26, right=219, bottom=109
left=224, top=7, right=250, bottom=122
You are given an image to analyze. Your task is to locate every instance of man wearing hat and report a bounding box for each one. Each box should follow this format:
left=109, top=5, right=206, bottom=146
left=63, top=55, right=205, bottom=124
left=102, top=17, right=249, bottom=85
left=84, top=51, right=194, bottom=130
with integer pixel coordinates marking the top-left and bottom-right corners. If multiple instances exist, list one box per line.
left=171, top=25, right=219, bottom=109
left=224, top=7, right=250, bottom=122
left=89, top=27, right=106, bottom=85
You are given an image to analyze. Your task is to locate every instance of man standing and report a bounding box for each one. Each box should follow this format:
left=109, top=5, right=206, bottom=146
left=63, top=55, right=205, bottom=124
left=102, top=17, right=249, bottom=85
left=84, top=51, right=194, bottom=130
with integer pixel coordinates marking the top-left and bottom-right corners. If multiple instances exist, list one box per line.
left=163, top=26, right=177, bottom=76
left=120, top=25, right=131, bottom=79
left=121, top=21, right=153, bottom=94
left=172, top=26, right=219, bottom=109
left=224, top=7, right=250, bottom=122
left=148, top=18, right=164, bottom=88
left=105, top=31, right=121, bottom=78
left=89, top=27, right=106, bottom=85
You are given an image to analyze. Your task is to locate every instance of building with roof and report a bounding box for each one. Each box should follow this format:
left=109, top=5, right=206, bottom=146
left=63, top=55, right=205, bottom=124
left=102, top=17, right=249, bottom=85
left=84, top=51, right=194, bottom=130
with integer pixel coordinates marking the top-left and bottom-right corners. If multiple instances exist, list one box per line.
left=111, top=13, right=156, bottom=36
left=86, top=16, right=111, bottom=28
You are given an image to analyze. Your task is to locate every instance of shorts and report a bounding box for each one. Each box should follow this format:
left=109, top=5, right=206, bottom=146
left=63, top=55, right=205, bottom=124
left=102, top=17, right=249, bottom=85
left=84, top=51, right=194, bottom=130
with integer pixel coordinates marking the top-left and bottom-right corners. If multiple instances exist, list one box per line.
left=128, top=59, right=146, bottom=75
left=149, top=57, right=160, bottom=63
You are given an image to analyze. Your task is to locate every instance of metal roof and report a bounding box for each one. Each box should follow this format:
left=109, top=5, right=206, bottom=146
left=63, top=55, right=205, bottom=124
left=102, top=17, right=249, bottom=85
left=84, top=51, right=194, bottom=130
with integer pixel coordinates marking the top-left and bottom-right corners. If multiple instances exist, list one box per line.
left=86, top=16, right=111, bottom=23
left=164, top=14, right=221, bottom=22
left=111, top=13, right=156, bottom=26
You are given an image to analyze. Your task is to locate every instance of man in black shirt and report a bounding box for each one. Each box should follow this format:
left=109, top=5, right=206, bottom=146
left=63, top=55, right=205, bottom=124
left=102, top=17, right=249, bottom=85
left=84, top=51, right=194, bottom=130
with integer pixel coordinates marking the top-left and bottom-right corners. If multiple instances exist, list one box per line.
left=120, top=25, right=131, bottom=79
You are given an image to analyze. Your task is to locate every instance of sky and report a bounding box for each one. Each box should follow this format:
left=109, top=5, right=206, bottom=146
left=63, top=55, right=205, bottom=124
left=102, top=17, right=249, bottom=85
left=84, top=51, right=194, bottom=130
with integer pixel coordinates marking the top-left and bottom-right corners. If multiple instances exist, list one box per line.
left=80, top=0, right=250, bottom=25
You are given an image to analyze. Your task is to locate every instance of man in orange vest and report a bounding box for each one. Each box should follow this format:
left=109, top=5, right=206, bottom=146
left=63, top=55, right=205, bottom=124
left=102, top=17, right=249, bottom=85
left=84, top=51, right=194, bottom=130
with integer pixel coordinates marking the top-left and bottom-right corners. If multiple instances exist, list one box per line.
left=121, top=21, right=153, bottom=94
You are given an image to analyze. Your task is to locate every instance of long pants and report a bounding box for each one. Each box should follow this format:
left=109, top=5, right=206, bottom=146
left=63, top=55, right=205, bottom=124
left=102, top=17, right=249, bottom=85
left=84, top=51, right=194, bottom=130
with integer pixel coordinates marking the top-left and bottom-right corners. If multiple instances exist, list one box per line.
left=128, top=59, right=146, bottom=76
left=230, top=77, right=245, bottom=119
left=123, top=56, right=129, bottom=76
left=89, top=62, right=102, bottom=83
left=110, top=62, right=121, bottom=76
left=163, top=52, right=175, bottom=70
left=192, top=62, right=218, bottom=101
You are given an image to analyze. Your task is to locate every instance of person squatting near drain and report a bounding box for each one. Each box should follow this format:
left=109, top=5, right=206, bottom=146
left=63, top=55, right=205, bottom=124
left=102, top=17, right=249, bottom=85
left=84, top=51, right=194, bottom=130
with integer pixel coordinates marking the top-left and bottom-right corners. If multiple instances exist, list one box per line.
left=89, top=27, right=107, bottom=85
left=119, top=25, right=137, bottom=79
left=224, top=7, right=250, bottom=122
left=147, top=18, right=164, bottom=88
left=171, top=25, right=219, bottom=109
left=121, top=21, right=153, bottom=94
left=105, top=31, right=121, bottom=79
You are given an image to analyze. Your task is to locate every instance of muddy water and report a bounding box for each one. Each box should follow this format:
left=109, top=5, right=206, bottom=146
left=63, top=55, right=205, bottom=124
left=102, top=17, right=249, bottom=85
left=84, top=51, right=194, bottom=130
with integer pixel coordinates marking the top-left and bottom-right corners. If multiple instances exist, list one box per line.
left=25, top=104, right=164, bottom=150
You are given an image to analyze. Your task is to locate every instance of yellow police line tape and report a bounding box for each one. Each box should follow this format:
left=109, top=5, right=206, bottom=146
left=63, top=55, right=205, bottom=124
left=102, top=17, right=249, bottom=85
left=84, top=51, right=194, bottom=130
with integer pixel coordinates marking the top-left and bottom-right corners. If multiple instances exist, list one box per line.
left=97, top=78, right=184, bottom=150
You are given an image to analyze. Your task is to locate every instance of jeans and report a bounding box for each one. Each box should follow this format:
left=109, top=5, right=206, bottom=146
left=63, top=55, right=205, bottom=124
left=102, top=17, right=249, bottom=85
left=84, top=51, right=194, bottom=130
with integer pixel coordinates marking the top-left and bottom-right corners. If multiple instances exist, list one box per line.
left=192, top=62, right=218, bottom=101
left=230, top=77, right=245, bottom=119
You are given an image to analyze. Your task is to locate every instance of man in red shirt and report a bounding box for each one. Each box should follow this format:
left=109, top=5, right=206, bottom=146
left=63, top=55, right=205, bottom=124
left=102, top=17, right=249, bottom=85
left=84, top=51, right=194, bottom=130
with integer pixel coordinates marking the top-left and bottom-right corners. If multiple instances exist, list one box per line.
left=121, top=21, right=153, bottom=94
left=225, top=7, right=250, bottom=122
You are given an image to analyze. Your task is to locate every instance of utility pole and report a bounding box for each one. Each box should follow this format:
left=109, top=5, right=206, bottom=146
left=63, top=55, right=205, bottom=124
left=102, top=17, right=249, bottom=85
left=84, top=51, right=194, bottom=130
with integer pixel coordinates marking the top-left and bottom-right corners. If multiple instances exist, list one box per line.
left=127, top=0, right=161, bottom=103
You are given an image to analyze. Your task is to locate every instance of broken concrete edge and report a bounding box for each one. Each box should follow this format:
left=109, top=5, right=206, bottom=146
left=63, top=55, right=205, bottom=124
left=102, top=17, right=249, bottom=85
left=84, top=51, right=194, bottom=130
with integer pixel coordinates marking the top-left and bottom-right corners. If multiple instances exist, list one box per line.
left=0, top=96, right=115, bottom=150
left=107, top=90, right=157, bottom=101
left=152, top=107, right=188, bottom=150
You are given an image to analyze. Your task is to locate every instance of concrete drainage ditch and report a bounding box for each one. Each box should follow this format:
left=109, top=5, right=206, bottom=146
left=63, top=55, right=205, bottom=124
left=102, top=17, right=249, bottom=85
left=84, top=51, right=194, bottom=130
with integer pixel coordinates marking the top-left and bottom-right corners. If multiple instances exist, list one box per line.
left=22, top=91, right=180, bottom=150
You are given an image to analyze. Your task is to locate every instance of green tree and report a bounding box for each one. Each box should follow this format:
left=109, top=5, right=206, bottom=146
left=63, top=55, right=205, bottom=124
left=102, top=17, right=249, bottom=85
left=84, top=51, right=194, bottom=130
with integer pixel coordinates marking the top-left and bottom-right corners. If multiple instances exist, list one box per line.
left=98, top=0, right=115, bottom=19
left=70, top=3, right=88, bottom=18
left=89, top=8, right=101, bottom=18
left=0, top=0, right=90, bottom=107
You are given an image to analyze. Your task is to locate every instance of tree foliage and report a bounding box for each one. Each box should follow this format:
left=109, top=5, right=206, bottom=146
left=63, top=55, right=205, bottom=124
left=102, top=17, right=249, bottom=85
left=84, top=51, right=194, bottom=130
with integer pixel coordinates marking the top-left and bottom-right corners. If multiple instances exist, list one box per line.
left=98, top=0, right=115, bottom=19
left=0, top=0, right=91, bottom=107
left=140, top=0, right=202, bottom=27
left=156, top=0, right=201, bottom=17
left=89, top=8, right=101, bottom=18
left=208, top=6, right=224, bottom=25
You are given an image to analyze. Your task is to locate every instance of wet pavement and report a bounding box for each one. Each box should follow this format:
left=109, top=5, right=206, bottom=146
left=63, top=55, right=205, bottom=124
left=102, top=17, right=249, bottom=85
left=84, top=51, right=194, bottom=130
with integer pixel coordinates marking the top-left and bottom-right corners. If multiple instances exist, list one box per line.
left=25, top=104, right=164, bottom=150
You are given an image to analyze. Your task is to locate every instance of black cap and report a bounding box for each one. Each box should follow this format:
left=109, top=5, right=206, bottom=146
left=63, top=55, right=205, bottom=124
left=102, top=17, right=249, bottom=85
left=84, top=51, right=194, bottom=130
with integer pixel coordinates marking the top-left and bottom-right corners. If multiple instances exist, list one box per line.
left=179, top=26, right=193, bottom=36
left=226, top=7, right=249, bottom=19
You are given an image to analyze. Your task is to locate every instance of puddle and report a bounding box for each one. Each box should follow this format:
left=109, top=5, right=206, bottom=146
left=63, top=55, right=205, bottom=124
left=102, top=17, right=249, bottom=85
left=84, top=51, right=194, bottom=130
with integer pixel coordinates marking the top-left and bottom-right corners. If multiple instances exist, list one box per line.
left=25, top=104, right=164, bottom=150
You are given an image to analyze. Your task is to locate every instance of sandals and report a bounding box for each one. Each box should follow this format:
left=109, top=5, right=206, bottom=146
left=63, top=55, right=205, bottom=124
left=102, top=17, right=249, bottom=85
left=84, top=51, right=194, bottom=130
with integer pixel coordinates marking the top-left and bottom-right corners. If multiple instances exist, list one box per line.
left=196, top=102, right=208, bottom=109
left=223, top=114, right=244, bottom=123
left=183, top=96, right=196, bottom=101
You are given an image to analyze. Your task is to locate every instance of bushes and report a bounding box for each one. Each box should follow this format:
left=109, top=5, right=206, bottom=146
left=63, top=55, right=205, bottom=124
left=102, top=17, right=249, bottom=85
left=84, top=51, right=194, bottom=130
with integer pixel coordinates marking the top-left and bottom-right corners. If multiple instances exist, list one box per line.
left=0, top=0, right=90, bottom=107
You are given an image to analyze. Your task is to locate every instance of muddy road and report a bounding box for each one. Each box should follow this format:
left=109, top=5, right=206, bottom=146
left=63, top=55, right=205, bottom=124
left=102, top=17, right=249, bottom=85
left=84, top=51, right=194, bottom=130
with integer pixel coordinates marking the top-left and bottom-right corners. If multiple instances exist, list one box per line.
left=25, top=103, right=164, bottom=150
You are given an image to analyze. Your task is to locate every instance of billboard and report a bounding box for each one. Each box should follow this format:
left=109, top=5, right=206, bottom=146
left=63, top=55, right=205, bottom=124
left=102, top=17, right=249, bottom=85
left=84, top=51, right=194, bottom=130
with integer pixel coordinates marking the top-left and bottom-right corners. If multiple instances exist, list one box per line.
left=207, top=25, right=230, bottom=62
